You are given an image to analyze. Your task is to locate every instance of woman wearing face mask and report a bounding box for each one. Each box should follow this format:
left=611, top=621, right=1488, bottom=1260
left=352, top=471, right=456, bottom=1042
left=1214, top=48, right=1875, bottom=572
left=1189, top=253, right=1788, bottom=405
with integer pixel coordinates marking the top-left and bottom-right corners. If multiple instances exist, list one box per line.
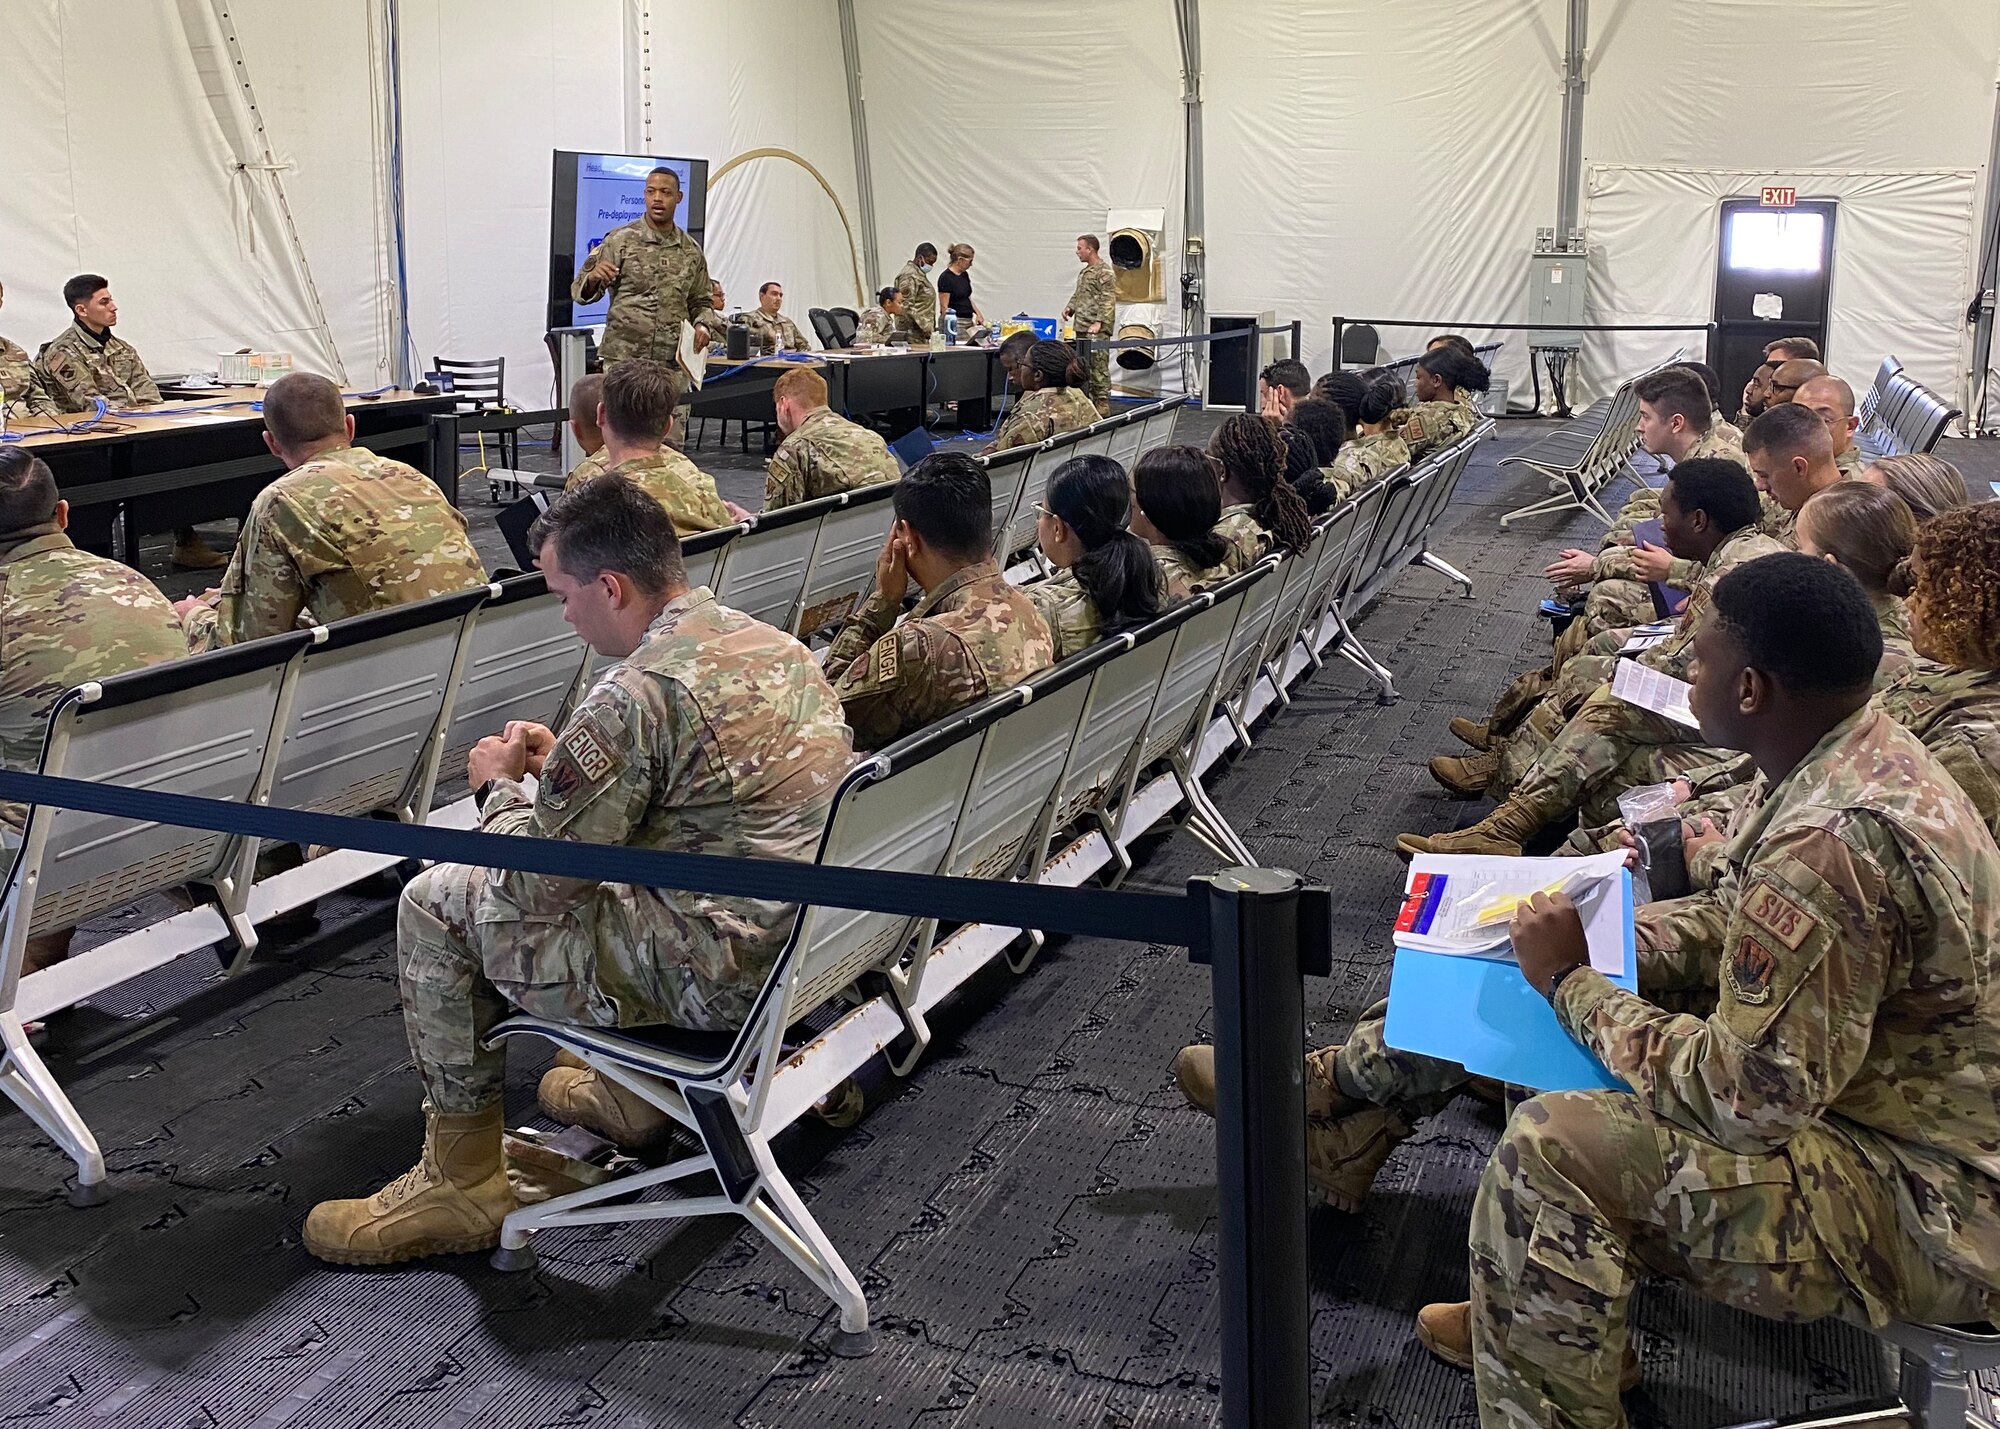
left=1026, top=454, right=1167, bottom=659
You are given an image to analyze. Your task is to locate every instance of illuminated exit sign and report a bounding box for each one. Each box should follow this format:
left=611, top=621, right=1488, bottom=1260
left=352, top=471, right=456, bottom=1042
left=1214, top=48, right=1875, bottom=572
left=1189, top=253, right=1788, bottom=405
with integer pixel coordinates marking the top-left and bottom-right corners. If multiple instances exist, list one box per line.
left=1760, top=186, right=1798, bottom=207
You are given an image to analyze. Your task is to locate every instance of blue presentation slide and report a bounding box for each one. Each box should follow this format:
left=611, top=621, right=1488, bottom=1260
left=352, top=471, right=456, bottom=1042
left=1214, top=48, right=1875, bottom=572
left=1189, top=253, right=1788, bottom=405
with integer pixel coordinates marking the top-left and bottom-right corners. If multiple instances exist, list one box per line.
left=572, top=154, right=698, bottom=326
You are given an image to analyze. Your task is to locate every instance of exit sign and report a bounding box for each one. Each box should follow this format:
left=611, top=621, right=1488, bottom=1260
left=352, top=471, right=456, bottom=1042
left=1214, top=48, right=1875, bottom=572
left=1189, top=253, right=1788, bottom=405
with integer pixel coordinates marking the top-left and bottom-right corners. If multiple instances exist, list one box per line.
left=1760, top=186, right=1798, bottom=207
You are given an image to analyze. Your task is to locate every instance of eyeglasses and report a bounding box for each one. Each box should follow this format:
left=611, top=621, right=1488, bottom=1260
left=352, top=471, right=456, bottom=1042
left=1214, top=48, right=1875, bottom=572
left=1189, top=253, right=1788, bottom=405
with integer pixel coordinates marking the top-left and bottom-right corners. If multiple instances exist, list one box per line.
left=1032, top=502, right=1056, bottom=520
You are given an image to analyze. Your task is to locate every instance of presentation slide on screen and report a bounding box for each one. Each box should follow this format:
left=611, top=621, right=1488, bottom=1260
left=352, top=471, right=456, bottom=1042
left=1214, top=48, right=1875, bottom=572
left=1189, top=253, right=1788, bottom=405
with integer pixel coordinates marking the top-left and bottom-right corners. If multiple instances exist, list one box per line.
left=571, top=153, right=698, bottom=326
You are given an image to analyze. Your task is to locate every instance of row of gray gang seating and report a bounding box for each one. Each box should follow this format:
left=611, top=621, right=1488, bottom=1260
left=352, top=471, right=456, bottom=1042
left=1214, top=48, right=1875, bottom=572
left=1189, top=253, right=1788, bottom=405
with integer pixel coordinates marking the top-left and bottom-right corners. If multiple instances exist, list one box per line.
left=1854, top=353, right=1961, bottom=461
left=0, top=397, right=1489, bottom=1352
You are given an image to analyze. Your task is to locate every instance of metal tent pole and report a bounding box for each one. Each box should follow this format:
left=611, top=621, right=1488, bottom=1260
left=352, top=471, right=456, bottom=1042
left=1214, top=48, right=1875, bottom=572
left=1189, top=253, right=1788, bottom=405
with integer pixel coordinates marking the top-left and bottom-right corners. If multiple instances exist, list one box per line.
left=837, top=0, right=882, bottom=295
left=1967, top=62, right=2000, bottom=435
left=1556, top=0, right=1589, bottom=241
left=1175, top=0, right=1206, bottom=398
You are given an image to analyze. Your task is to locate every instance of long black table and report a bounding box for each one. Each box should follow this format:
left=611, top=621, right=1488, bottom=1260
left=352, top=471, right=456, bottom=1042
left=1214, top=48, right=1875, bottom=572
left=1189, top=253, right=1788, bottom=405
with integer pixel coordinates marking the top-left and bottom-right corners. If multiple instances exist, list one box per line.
left=685, top=347, right=1008, bottom=437
left=9, top=391, right=457, bottom=560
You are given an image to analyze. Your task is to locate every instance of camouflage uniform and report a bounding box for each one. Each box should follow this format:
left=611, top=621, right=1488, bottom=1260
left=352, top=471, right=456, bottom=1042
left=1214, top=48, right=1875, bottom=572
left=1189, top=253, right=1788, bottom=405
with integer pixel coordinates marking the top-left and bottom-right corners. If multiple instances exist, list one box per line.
left=1877, top=660, right=2000, bottom=840
left=0, top=526, right=186, bottom=833
left=1, top=336, right=47, bottom=415
left=1399, top=389, right=1478, bottom=461
left=823, top=560, right=1053, bottom=752
left=397, top=588, right=854, bottom=1113
left=1213, top=504, right=1273, bottom=574
left=763, top=406, right=899, bottom=511
left=583, top=451, right=732, bottom=538
left=1711, top=413, right=1744, bottom=446
left=183, top=445, right=487, bottom=651
left=1488, top=525, right=1787, bottom=816
left=1471, top=706, right=2000, bottom=1425
left=565, top=447, right=610, bottom=488
left=854, top=305, right=896, bottom=346
left=1025, top=569, right=1108, bottom=661
left=1582, top=430, right=1752, bottom=632
left=1326, top=430, right=1410, bottom=498
left=32, top=323, right=160, bottom=412
left=1835, top=443, right=1866, bottom=480
left=740, top=308, right=809, bottom=354
left=1068, top=258, right=1117, bottom=414
left=1152, top=542, right=1233, bottom=600
left=891, top=261, right=937, bottom=344
left=570, top=219, right=717, bottom=370
left=989, top=386, right=1098, bottom=454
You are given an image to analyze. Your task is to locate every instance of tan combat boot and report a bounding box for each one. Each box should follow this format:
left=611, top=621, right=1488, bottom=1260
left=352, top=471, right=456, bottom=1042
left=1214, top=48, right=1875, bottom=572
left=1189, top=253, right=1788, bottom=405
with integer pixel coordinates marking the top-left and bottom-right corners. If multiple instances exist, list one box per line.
left=303, top=1104, right=514, bottom=1265
left=1448, top=717, right=1491, bottom=752
left=1417, top=1300, right=1640, bottom=1391
left=1395, top=796, right=1549, bottom=858
left=1429, top=751, right=1499, bottom=799
left=1173, top=1045, right=1216, bottom=1116
left=537, top=1056, right=676, bottom=1152
left=1306, top=1106, right=1412, bottom=1212
left=170, top=529, right=230, bottom=571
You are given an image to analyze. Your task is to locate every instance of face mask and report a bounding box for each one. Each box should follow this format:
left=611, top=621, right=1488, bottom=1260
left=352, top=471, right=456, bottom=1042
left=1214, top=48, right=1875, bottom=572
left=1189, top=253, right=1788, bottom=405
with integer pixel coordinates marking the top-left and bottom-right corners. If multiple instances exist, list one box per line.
left=920, top=264, right=932, bottom=275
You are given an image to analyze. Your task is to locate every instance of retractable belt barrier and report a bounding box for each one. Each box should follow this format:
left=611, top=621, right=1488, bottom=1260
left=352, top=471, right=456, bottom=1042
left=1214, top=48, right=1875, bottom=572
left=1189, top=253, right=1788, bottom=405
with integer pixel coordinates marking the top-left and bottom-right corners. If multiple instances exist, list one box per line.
left=0, top=770, right=1189, bottom=949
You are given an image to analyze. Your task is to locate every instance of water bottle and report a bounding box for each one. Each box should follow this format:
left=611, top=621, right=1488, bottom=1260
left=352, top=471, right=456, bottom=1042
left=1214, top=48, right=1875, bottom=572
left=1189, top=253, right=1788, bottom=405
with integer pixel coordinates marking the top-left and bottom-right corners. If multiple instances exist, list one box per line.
left=944, top=312, right=959, bottom=346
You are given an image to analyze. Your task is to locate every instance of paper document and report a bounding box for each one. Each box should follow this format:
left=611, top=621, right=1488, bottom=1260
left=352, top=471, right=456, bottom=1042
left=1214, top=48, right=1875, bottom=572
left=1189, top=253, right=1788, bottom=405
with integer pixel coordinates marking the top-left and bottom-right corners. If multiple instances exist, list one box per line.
left=1619, top=620, right=1675, bottom=654
left=1384, top=864, right=1637, bottom=1093
left=1612, top=659, right=1697, bottom=730
left=1393, top=850, right=1628, bottom=973
left=677, top=321, right=707, bottom=390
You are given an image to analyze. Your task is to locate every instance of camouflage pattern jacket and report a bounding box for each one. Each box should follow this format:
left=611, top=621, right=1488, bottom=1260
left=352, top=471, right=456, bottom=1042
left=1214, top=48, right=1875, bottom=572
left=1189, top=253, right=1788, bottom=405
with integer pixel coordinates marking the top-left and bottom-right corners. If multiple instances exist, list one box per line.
left=0, top=335, right=45, bottom=415
left=1068, top=260, right=1116, bottom=336
left=823, top=560, right=1054, bottom=752
left=186, top=445, right=488, bottom=650
left=854, top=305, right=896, bottom=346
left=590, top=450, right=732, bottom=538
left=566, top=447, right=610, bottom=488
left=990, top=387, right=1096, bottom=454
left=1398, top=389, right=1478, bottom=460
left=1640, top=523, right=1788, bottom=683
left=1152, top=542, right=1234, bottom=600
left=892, top=261, right=937, bottom=343
left=33, top=323, right=160, bottom=412
left=0, top=527, right=186, bottom=830
left=571, top=220, right=717, bottom=369
left=1025, top=569, right=1107, bottom=662
left=1599, top=427, right=1751, bottom=590
left=1213, top=504, right=1273, bottom=574
left=1878, top=660, right=2000, bottom=841
left=1835, top=444, right=1867, bottom=481
left=764, top=406, right=899, bottom=511
left=739, top=309, right=809, bottom=353
left=1556, top=706, right=2000, bottom=1316
left=476, top=588, right=854, bottom=996
left=1326, top=430, right=1409, bottom=498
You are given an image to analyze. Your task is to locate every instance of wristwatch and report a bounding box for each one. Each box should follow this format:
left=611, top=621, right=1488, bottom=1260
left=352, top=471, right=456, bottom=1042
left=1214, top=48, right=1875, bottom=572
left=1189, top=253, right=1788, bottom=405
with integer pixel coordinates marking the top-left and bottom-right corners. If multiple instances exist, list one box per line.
left=1543, top=959, right=1590, bottom=1004
left=473, top=779, right=496, bottom=812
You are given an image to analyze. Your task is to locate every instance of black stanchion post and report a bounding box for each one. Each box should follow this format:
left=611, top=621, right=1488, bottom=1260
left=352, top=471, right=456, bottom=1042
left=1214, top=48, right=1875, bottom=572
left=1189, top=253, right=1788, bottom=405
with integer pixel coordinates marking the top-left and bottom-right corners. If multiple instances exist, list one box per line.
left=1289, top=320, right=1302, bottom=364
left=1188, top=867, right=1333, bottom=1429
left=1242, top=329, right=1258, bottom=414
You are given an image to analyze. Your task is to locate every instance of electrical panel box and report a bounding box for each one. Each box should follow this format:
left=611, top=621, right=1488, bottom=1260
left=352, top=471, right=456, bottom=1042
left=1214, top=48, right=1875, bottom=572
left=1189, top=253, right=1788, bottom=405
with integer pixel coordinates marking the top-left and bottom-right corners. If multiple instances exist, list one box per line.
left=1528, top=251, right=1588, bottom=347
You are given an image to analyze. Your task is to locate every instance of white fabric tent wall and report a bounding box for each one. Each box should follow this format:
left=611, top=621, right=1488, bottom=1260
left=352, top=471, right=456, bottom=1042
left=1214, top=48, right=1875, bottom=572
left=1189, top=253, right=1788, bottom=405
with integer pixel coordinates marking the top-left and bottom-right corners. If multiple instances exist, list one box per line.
left=1202, top=0, right=1560, bottom=388
left=636, top=1, right=868, bottom=338
left=0, top=1, right=348, bottom=382
left=854, top=0, right=1186, bottom=348
left=1580, top=0, right=2000, bottom=407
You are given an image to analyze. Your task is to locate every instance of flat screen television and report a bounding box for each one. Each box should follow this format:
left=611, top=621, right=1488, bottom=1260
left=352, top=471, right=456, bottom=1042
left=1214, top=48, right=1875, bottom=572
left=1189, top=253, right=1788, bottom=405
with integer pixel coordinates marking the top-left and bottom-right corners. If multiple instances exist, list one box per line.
left=548, top=150, right=710, bottom=331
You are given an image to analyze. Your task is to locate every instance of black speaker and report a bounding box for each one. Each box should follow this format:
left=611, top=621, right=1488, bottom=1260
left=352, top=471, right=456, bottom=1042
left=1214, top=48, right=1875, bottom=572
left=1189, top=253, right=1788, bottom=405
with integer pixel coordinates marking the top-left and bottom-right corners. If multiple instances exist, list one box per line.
left=1206, top=314, right=1260, bottom=410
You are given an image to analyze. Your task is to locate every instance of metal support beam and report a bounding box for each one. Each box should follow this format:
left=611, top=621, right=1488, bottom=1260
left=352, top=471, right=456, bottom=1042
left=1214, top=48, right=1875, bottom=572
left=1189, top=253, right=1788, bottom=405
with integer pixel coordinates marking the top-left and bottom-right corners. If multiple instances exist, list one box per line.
left=1556, top=0, right=1589, bottom=240
left=1968, top=64, right=2000, bottom=435
left=1175, top=0, right=1207, bottom=398
left=837, top=0, right=882, bottom=293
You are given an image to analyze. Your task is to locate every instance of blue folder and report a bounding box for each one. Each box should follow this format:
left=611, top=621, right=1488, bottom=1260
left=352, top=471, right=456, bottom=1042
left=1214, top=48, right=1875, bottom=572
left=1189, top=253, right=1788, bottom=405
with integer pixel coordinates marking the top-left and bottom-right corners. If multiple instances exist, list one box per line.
left=1382, top=870, right=1637, bottom=1093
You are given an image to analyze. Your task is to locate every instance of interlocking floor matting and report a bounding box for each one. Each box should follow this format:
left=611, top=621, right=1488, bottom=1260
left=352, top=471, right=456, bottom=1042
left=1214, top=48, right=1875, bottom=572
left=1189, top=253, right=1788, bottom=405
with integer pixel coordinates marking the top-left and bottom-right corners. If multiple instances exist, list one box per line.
left=13, top=411, right=1995, bottom=1427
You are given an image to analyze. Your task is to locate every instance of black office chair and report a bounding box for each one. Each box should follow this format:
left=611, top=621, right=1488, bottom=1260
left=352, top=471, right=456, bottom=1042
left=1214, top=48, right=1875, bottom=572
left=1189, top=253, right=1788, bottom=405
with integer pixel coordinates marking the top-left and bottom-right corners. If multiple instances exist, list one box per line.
left=432, top=355, right=518, bottom=472
left=1340, top=324, right=1383, bottom=370
left=809, top=307, right=842, bottom=349
left=829, top=308, right=860, bottom=348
